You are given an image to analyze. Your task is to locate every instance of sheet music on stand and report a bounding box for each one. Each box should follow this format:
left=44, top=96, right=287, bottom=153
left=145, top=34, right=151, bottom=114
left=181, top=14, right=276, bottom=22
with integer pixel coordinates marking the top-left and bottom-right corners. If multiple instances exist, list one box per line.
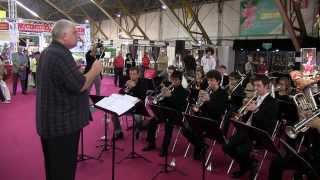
left=95, top=94, right=140, bottom=116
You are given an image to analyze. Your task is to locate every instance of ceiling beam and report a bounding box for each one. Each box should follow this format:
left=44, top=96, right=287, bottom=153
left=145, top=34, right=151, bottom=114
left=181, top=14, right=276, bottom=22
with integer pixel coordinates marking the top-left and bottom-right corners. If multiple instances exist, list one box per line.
left=89, top=0, right=133, bottom=39
left=181, top=0, right=212, bottom=45
left=158, top=0, right=198, bottom=43
left=117, top=0, right=150, bottom=40
left=275, top=0, right=301, bottom=51
left=43, top=0, right=76, bottom=22
left=78, top=6, right=109, bottom=40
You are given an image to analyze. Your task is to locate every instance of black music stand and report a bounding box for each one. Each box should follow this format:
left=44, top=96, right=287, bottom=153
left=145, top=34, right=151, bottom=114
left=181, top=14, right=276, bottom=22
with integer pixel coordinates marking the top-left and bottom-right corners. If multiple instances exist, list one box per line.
left=149, top=104, right=187, bottom=180
left=92, top=95, right=139, bottom=180
left=183, top=113, right=225, bottom=180
left=117, top=101, right=151, bottom=164
left=279, top=139, right=319, bottom=179
left=231, top=120, right=280, bottom=179
left=90, top=95, right=123, bottom=160
left=77, top=128, right=98, bottom=162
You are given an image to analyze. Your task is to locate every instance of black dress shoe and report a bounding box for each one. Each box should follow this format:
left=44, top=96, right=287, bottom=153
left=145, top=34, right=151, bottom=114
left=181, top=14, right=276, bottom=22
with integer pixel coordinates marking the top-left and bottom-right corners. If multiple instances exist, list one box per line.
left=142, top=143, right=156, bottom=151
left=113, top=132, right=124, bottom=140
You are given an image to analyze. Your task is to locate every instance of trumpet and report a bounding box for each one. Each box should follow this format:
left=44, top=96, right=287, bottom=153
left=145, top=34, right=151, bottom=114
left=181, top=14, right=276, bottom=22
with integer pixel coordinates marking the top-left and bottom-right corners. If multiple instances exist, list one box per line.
left=193, top=87, right=212, bottom=110
left=124, top=80, right=136, bottom=93
left=152, top=84, right=174, bottom=104
left=233, top=92, right=257, bottom=120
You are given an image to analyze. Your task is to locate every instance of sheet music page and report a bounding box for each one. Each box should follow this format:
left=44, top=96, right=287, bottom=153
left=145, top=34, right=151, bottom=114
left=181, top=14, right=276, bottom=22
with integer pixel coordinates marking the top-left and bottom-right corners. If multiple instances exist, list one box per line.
left=95, top=94, right=140, bottom=115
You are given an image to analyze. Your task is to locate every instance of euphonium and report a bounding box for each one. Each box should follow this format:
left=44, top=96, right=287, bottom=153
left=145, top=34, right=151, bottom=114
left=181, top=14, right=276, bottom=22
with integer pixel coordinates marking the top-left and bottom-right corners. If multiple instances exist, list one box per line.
left=152, top=84, right=174, bottom=104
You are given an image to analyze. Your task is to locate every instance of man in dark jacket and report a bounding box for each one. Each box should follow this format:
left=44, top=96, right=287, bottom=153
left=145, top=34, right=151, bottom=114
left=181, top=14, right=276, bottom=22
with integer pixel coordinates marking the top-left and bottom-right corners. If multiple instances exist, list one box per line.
left=223, top=75, right=279, bottom=179
left=36, top=19, right=102, bottom=180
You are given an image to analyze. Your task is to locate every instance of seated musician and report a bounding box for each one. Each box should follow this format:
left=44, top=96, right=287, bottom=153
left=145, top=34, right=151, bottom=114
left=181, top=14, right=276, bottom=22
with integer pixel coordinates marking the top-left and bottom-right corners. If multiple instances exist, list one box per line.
left=155, top=65, right=176, bottom=88
left=183, top=70, right=229, bottom=160
left=268, top=121, right=320, bottom=180
left=188, top=67, right=208, bottom=104
left=223, top=75, right=279, bottom=178
left=142, top=70, right=189, bottom=156
left=275, top=77, right=299, bottom=126
left=222, top=72, right=247, bottom=135
left=112, top=67, right=150, bottom=140
left=217, top=65, right=229, bottom=90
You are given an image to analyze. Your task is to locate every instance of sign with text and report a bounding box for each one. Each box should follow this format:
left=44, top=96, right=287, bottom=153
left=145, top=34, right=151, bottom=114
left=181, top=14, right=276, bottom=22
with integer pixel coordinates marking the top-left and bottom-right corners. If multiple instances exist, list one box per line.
left=18, top=22, right=86, bottom=35
left=0, top=22, right=9, bottom=30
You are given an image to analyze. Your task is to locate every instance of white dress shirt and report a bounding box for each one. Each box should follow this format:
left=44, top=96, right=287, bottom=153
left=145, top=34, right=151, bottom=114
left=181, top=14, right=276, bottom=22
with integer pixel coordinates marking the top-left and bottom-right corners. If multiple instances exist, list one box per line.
left=246, top=92, right=270, bottom=125
left=201, top=55, right=216, bottom=73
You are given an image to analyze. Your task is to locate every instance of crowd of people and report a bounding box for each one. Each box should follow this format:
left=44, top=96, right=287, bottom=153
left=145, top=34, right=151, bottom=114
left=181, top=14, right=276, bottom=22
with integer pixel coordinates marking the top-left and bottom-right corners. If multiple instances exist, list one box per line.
left=0, top=47, right=40, bottom=103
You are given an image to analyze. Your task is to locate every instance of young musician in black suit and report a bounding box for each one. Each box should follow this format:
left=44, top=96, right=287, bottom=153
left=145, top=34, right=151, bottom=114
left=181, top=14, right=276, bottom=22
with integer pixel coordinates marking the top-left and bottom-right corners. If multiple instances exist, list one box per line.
left=218, top=65, right=229, bottom=90
left=183, top=70, right=229, bottom=160
left=223, top=75, right=279, bottom=179
left=113, top=67, right=150, bottom=140
left=142, top=70, right=189, bottom=156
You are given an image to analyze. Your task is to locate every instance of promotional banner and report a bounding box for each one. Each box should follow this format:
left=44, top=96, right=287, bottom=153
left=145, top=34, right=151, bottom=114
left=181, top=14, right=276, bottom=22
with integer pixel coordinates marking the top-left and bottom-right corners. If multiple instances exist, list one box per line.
left=240, top=0, right=283, bottom=36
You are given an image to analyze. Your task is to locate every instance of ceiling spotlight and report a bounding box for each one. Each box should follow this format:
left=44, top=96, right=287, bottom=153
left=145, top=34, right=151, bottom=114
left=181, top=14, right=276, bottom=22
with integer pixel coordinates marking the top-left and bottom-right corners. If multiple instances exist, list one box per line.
left=18, top=19, right=23, bottom=23
left=161, top=5, right=167, bottom=10
left=240, top=48, right=244, bottom=51
left=275, top=49, right=279, bottom=52
left=256, top=49, right=260, bottom=52
left=85, top=19, right=89, bottom=23
left=116, top=13, right=121, bottom=18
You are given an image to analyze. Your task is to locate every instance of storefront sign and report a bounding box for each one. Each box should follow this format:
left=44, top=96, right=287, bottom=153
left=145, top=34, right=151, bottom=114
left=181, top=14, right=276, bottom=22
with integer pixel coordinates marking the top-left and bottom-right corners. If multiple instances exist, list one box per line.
left=0, top=22, right=9, bottom=30
left=240, top=0, right=283, bottom=36
left=18, top=22, right=86, bottom=35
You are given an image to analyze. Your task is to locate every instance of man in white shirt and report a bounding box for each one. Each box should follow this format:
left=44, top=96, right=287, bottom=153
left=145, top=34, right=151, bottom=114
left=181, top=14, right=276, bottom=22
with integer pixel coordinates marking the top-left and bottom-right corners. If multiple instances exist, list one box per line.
left=201, top=48, right=216, bottom=74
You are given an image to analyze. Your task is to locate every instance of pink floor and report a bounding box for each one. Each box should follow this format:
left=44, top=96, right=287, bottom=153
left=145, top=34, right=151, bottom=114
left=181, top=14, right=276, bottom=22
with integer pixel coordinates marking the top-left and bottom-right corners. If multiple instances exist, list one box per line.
left=0, top=77, right=281, bottom=180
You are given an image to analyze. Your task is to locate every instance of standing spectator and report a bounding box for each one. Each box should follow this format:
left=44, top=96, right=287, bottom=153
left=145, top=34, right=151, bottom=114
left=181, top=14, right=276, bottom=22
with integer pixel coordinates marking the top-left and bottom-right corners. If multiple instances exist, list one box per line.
left=157, top=51, right=168, bottom=73
left=142, top=52, right=150, bottom=69
left=0, top=57, right=10, bottom=103
left=183, top=50, right=197, bottom=77
left=30, top=52, right=40, bottom=88
left=12, top=46, right=28, bottom=95
left=23, top=49, right=30, bottom=91
left=125, top=53, right=136, bottom=76
left=85, top=45, right=101, bottom=95
left=245, top=55, right=254, bottom=75
left=201, top=48, right=216, bottom=74
left=36, top=19, right=103, bottom=180
left=256, top=56, right=268, bottom=75
left=113, top=51, right=124, bottom=87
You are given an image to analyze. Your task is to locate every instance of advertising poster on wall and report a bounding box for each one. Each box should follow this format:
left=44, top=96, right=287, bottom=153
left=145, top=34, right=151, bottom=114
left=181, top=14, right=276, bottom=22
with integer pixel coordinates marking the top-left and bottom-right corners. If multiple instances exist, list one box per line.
left=301, top=48, right=317, bottom=75
left=240, top=0, right=283, bottom=36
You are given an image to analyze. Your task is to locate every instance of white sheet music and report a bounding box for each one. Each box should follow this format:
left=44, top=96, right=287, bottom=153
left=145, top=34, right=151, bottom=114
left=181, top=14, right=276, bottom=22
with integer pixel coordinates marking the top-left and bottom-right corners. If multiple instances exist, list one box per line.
left=95, top=94, right=140, bottom=116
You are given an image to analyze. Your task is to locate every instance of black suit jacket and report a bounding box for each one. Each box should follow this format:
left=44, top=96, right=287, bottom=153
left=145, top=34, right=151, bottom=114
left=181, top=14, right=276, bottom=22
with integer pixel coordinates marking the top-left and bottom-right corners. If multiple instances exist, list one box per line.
left=120, top=78, right=150, bottom=100
left=243, top=94, right=279, bottom=135
left=200, top=87, right=229, bottom=122
left=162, top=85, right=189, bottom=112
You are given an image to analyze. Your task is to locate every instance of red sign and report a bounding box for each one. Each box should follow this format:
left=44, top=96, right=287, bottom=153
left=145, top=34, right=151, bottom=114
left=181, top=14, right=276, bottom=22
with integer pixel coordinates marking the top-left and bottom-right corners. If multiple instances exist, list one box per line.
left=18, top=23, right=52, bottom=33
left=18, top=22, right=86, bottom=35
left=0, top=22, right=9, bottom=30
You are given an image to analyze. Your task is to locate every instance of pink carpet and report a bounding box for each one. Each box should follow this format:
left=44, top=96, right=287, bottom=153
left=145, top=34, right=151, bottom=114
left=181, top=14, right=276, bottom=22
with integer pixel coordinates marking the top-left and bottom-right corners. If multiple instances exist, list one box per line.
left=0, top=77, right=286, bottom=180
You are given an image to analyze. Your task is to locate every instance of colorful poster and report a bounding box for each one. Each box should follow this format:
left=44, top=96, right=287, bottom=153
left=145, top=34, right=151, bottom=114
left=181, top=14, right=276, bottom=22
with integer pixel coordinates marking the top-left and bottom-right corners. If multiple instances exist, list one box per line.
left=240, top=0, right=283, bottom=36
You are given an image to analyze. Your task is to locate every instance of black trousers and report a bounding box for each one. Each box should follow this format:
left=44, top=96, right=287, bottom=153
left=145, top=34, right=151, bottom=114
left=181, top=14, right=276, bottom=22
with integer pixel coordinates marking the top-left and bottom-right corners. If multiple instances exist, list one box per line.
left=41, top=131, right=80, bottom=180
left=223, top=130, right=253, bottom=171
left=114, top=68, right=123, bottom=87
left=146, top=118, right=174, bottom=152
left=12, top=73, right=26, bottom=95
left=268, top=152, right=320, bottom=180
left=32, top=72, right=36, bottom=87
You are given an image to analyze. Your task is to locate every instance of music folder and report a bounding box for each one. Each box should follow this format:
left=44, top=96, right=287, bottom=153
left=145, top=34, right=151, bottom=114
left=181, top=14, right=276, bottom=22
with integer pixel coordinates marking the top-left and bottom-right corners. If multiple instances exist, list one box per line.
left=95, top=94, right=140, bottom=116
